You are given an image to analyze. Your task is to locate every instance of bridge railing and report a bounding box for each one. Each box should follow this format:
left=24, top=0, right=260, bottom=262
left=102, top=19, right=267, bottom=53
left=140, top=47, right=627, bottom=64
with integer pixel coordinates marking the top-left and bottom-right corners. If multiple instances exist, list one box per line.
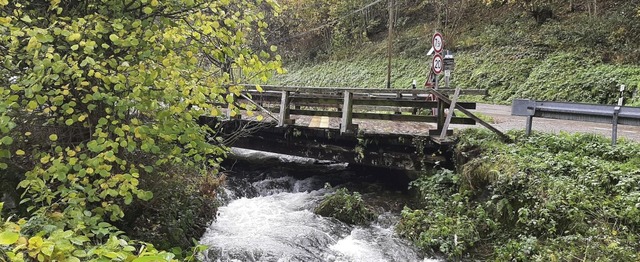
left=234, top=85, right=487, bottom=135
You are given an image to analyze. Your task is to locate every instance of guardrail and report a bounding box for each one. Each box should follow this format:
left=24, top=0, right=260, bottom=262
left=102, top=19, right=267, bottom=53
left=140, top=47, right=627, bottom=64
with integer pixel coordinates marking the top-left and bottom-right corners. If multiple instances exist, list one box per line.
left=235, top=85, right=486, bottom=135
left=512, top=99, right=640, bottom=145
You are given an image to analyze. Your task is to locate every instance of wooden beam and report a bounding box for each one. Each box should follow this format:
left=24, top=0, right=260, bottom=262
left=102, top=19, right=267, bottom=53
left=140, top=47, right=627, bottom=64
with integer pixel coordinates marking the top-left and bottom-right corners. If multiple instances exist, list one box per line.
left=440, top=87, right=461, bottom=139
left=240, top=84, right=488, bottom=96
left=278, top=91, right=290, bottom=127
left=341, top=91, right=354, bottom=134
left=288, top=109, right=475, bottom=124
left=429, top=89, right=512, bottom=142
left=238, top=96, right=477, bottom=109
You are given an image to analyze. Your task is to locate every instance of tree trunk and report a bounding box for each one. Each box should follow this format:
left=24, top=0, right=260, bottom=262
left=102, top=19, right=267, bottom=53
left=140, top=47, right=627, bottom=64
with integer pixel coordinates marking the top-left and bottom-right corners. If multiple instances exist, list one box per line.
left=569, top=0, right=574, bottom=12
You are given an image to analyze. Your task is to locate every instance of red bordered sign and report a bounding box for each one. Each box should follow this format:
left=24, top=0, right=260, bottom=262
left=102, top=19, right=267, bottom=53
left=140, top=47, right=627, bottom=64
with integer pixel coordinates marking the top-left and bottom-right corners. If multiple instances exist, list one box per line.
left=432, top=54, right=443, bottom=75
left=432, top=32, right=443, bottom=53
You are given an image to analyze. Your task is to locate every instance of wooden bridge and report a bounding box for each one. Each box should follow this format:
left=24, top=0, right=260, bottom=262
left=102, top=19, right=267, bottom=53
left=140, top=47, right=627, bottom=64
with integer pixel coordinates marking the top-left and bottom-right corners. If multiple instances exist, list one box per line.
left=200, top=85, right=507, bottom=171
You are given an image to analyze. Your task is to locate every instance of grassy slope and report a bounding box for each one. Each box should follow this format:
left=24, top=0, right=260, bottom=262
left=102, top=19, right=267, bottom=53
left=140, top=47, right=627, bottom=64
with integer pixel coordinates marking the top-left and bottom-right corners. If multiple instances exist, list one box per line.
left=272, top=1, right=640, bottom=105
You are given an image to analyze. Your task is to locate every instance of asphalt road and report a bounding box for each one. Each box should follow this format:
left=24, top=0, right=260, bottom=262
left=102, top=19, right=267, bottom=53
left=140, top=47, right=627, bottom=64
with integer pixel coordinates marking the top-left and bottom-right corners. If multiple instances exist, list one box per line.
left=472, top=104, right=640, bottom=142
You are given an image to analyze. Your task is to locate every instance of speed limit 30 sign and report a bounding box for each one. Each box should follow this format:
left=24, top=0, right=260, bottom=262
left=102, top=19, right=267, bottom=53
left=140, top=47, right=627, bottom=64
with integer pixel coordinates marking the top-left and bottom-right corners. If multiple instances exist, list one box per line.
left=432, top=32, right=443, bottom=53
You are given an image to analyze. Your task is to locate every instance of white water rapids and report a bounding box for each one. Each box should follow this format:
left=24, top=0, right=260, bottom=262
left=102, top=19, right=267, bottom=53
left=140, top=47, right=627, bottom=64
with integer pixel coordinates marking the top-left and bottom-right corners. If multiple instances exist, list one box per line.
left=200, top=173, right=437, bottom=262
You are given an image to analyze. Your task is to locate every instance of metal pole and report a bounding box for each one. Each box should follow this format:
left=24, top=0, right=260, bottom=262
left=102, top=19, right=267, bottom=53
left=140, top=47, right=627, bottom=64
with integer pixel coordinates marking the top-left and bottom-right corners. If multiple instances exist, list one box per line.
left=618, top=85, right=626, bottom=106
left=386, top=0, right=394, bottom=89
left=612, top=106, right=620, bottom=146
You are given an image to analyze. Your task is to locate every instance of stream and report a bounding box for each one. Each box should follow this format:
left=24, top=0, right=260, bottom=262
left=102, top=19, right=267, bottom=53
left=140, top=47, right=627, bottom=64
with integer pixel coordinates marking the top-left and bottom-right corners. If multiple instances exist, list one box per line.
left=200, top=150, right=438, bottom=262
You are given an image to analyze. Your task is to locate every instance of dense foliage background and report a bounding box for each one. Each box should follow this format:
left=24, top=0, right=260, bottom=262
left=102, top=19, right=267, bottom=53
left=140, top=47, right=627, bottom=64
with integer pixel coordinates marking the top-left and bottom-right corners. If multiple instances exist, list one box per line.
left=266, top=0, right=640, bottom=105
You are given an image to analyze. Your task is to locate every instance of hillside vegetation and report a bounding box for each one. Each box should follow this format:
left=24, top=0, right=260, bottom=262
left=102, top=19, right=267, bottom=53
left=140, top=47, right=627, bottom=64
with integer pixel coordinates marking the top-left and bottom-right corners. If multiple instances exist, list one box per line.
left=268, top=0, right=640, bottom=105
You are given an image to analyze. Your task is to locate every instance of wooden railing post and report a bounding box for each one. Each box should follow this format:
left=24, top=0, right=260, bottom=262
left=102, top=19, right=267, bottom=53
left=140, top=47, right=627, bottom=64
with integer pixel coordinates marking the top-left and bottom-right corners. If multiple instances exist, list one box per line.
left=278, top=91, right=290, bottom=127
left=340, top=91, right=354, bottom=134
left=439, top=87, right=461, bottom=139
left=437, top=99, right=445, bottom=131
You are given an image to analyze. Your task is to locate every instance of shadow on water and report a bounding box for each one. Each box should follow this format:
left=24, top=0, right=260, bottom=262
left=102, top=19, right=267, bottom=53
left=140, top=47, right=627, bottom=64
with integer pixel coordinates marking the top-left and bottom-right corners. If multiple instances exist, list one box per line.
left=200, top=150, right=441, bottom=262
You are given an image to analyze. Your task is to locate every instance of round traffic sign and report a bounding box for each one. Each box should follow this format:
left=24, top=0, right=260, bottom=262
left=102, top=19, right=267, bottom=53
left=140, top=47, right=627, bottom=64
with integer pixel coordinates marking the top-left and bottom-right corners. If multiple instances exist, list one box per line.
left=432, top=54, right=443, bottom=75
left=432, top=32, right=443, bottom=53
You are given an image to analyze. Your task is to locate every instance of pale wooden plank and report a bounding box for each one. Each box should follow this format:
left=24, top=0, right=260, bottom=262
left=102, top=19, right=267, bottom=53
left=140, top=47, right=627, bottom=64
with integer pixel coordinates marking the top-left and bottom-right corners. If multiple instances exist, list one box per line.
left=309, top=116, right=322, bottom=128
left=319, top=116, right=330, bottom=128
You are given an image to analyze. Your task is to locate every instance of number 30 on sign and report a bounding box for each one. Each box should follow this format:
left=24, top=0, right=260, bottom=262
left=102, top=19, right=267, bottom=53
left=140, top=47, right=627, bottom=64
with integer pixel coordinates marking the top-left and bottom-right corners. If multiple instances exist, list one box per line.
left=432, top=32, right=443, bottom=53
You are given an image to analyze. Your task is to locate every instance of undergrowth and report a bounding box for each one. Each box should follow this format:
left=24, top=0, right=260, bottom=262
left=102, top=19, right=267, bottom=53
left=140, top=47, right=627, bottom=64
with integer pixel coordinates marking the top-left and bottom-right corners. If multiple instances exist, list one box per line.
left=397, top=129, right=640, bottom=261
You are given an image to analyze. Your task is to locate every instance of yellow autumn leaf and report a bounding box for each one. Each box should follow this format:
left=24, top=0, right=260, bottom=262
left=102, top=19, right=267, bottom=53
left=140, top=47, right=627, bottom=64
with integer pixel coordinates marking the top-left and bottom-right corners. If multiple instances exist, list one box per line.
left=49, top=0, right=61, bottom=8
left=15, top=150, right=25, bottom=156
left=0, top=17, right=11, bottom=25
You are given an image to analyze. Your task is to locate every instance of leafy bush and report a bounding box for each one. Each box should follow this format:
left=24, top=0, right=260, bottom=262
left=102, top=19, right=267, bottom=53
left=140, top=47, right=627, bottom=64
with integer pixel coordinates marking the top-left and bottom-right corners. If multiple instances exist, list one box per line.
left=397, top=169, right=492, bottom=259
left=0, top=0, right=281, bottom=260
left=315, top=188, right=376, bottom=225
left=399, top=129, right=640, bottom=260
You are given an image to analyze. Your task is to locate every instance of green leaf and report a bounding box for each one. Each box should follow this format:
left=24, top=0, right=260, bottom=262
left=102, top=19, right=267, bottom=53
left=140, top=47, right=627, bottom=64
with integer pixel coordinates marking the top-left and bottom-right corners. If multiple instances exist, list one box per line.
left=20, top=15, right=32, bottom=23
left=27, top=100, right=38, bottom=110
left=109, top=34, right=119, bottom=42
left=1, top=136, right=13, bottom=145
left=143, top=7, right=153, bottom=14
left=49, top=134, right=58, bottom=141
left=67, top=33, right=81, bottom=42
left=103, top=252, right=121, bottom=259
left=136, top=190, right=153, bottom=201
left=98, top=118, right=108, bottom=125
left=133, top=255, right=167, bottom=262
left=0, top=231, right=20, bottom=245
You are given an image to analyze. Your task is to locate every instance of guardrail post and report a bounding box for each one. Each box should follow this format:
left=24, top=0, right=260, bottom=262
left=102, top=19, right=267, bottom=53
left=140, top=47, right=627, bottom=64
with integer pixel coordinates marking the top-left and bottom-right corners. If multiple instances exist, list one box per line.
left=525, top=116, right=533, bottom=136
left=612, top=106, right=620, bottom=146
left=340, top=91, right=354, bottom=134
left=278, top=91, right=290, bottom=127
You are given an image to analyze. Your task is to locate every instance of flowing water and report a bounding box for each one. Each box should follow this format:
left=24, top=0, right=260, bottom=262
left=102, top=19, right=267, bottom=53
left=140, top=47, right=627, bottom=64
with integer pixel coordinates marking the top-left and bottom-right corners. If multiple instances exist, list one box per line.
left=200, top=153, right=437, bottom=262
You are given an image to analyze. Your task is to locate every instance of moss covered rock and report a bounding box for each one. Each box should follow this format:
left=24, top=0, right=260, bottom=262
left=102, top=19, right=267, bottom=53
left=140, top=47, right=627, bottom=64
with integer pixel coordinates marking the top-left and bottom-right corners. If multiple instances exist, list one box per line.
left=315, top=188, right=375, bottom=225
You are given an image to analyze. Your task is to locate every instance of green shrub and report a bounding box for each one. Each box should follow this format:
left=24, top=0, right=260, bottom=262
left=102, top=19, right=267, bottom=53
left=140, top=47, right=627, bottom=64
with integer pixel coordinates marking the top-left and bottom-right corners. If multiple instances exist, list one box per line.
left=397, top=169, right=494, bottom=259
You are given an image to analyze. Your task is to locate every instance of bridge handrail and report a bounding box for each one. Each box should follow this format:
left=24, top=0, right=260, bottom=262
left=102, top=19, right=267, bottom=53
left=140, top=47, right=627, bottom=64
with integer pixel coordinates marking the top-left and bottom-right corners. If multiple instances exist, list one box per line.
left=227, top=84, right=488, bottom=136
left=239, top=84, right=488, bottom=96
